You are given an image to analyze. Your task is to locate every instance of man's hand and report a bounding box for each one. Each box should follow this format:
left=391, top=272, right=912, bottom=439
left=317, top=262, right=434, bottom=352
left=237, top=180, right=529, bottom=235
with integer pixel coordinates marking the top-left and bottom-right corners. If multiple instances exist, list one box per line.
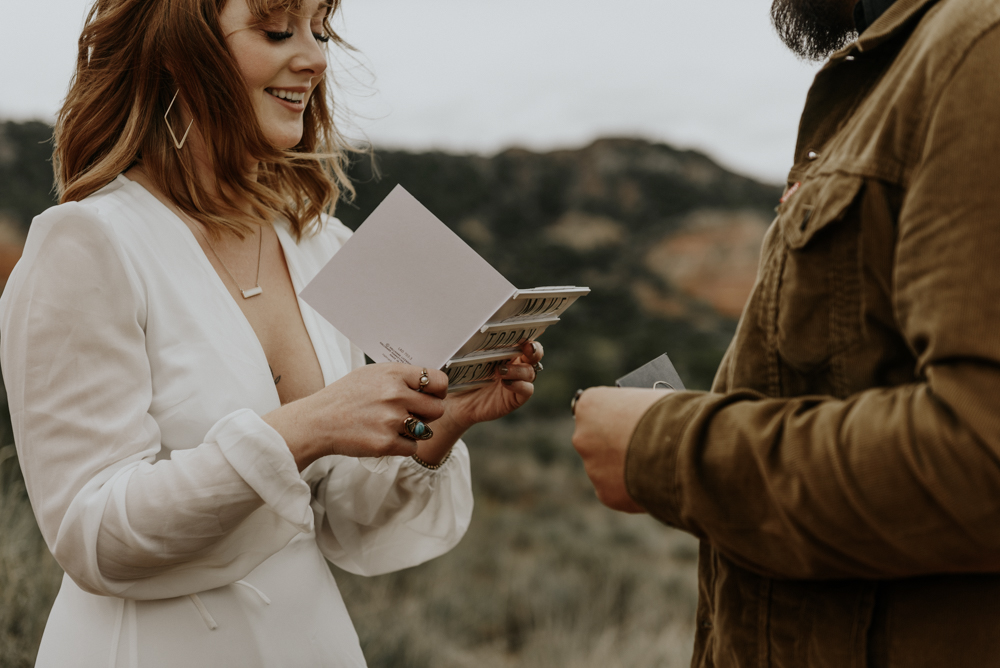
left=571, top=386, right=672, bottom=513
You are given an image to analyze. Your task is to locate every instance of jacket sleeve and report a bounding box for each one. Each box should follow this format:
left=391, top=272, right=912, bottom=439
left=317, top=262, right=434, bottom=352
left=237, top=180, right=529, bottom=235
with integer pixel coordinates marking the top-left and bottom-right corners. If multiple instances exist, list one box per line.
left=1, top=204, right=313, bottom=600
left=625, top=27, right=1000, bottom=581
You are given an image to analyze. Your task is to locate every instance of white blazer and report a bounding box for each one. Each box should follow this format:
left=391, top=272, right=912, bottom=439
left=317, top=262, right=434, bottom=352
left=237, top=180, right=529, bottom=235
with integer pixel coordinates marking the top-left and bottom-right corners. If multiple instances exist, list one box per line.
left=0, top=175, right=473, bottom=667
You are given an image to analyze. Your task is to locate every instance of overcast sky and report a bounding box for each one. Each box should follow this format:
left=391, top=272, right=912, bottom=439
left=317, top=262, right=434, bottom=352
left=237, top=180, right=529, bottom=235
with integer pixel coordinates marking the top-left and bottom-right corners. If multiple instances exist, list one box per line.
left=0, top=0, right=821, bottom=183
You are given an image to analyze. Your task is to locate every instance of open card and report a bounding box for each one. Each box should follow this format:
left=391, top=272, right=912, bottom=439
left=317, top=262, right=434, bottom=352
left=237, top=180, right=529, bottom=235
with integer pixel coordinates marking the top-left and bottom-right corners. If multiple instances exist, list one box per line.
left=300, top=186, right=589, bottom=390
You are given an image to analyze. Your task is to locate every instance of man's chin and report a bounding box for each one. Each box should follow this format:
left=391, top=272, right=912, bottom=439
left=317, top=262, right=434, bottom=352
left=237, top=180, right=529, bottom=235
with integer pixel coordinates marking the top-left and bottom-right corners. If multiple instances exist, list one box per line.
left=770, top=0, right=858, bottom=61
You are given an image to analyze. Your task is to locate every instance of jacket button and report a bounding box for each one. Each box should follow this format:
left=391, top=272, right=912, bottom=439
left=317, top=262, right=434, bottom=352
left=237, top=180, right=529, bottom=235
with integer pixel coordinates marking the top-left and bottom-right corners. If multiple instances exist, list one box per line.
left=807, top=150, right=820, bottom=161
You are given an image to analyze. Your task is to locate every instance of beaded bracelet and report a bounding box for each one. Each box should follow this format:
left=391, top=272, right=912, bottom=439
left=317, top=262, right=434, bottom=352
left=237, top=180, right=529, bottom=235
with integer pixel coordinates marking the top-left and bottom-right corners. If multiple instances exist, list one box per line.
left=411, top=448, right=452, bottom=470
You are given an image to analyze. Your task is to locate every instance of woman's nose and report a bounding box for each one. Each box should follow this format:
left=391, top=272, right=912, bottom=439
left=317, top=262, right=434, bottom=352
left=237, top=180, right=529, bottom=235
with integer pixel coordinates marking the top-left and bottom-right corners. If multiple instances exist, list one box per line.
left=292, top=34, right=328, bottom=78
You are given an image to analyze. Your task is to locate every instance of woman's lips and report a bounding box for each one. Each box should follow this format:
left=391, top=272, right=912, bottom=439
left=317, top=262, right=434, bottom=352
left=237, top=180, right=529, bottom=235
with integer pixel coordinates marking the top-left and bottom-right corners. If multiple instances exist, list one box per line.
left=265, top=88, right=307, bottom=112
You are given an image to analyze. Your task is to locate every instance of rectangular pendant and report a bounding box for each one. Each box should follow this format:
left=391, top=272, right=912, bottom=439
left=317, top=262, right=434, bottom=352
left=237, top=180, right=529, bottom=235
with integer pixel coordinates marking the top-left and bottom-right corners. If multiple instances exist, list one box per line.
left=241, top=286, right=263, bottom=299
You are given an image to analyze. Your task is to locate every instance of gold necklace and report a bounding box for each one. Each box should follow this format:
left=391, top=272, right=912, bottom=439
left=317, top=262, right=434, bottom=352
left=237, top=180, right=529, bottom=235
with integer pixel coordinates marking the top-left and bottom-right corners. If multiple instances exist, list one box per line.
left=198, top=224, right=264, bottom=299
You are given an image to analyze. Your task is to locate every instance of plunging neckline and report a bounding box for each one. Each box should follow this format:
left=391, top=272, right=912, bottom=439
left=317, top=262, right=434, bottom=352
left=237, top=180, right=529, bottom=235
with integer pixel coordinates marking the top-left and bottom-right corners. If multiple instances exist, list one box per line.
left=114, top=174, right=333, bottom=403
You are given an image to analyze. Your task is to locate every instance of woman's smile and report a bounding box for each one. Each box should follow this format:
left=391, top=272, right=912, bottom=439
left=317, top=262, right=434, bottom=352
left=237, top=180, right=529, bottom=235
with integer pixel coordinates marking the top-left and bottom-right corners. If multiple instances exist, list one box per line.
left=264, top=87, right=309, bottom=112
left=265, top=88, right=307, bottom=105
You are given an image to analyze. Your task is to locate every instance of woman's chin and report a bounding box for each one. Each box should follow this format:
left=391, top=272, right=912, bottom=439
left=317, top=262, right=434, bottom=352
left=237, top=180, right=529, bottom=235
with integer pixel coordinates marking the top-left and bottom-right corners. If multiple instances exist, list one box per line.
left=270, top=138, right=304, bottom=151
left=263, top=127, right=305, bottom=151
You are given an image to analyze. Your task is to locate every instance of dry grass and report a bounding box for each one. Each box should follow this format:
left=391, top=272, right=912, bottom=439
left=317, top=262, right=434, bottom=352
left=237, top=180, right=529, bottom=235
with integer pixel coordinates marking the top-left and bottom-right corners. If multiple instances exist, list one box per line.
left=334, top=418, right=698, bottom=668
left=0, top=445, right=63, bottom=667
left=0, top=420, right=698, bottom=667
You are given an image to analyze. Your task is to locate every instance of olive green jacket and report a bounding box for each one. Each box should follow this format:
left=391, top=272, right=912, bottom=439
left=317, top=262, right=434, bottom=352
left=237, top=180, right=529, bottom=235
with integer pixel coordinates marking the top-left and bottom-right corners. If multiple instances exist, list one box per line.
left=626, top=0, right=1000, bottom=665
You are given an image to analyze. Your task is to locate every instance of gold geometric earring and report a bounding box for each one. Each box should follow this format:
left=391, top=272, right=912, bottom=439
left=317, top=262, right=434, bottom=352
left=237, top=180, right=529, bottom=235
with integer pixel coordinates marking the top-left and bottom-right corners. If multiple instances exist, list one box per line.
left=164, top=90, right=194, bottom=150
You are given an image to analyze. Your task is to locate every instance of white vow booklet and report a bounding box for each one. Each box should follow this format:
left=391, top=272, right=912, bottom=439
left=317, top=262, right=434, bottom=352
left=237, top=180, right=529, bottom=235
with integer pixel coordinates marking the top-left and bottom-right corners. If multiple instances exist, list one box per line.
left=301, top=186, right=588, bottom=390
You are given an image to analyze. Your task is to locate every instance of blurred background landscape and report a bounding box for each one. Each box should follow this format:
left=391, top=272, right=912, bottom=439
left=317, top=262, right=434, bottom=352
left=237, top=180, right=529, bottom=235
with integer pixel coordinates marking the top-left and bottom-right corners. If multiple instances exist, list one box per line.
left=0, top=119, right=783, bottom=666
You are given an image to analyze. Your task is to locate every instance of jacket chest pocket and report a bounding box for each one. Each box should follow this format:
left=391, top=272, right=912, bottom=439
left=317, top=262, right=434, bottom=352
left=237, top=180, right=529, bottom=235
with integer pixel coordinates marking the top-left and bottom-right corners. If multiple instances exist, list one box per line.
left=759, top=174, right=865, bottom=378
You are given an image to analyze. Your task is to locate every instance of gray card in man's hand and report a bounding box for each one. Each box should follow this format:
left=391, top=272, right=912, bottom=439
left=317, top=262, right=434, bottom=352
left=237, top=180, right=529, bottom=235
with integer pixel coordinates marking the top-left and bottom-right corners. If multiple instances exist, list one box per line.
left=615, top=353, right=686, bottom=391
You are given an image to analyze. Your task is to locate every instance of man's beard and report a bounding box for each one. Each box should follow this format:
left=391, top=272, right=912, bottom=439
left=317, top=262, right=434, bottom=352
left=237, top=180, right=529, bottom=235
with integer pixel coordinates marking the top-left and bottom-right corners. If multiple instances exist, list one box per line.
left=770, top=0, right=858, bottom=61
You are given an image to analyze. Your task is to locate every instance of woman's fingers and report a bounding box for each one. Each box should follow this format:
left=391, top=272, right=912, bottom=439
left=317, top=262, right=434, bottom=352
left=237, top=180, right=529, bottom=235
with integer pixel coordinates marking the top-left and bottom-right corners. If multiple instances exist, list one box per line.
left=497, top=371, right=535, bottom=407
left=277, top=363, right=458, bottom=464
left=521, top=340, right=544, bottom=364
left=391, top=366, right=447, bottom=420
left=499, top=362, right=536, bottom=385
left=403, top=366, right=449, bottom=399
left=499, top=341, right=545, bottom=381
left=389, top=432, right=421, bottom=455
left=501, top=341, right=544, bottom=385
left=405, top=391, right=447, bottom=422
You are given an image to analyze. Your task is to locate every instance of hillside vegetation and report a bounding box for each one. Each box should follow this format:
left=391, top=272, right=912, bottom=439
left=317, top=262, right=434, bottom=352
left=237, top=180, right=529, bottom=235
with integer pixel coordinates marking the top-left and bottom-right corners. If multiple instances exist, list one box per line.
left=0, top=121, right=782, bottom=667
left=339, top=139, right=780, bottom=409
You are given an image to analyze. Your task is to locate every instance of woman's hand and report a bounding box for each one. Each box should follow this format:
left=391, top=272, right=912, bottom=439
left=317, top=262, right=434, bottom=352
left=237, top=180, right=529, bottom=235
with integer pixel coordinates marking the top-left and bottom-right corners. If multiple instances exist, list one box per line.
left=263, top=364, right=450, bottom=470
left=406, top=341, right=544, bottom=467
left=443, top=340, right=544, bottom=431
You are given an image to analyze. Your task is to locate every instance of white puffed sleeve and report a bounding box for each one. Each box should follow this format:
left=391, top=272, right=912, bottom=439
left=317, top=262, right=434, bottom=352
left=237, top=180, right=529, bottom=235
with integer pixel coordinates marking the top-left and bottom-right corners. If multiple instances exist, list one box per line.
left=306, top=445, right=473, bottom=576
left=283, top=215, right=475, bottom=577
left=0, top=204, right=312, bottom=600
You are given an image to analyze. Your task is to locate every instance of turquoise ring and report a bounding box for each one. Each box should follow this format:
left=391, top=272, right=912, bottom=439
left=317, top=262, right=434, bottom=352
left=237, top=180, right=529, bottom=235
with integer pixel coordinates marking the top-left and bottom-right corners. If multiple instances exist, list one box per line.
left=403, top=416, right=433, bottom=441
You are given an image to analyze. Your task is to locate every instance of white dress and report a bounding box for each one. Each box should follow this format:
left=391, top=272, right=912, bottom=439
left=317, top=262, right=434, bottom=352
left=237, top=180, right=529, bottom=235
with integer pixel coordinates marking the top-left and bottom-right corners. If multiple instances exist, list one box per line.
left=0, top=174, right=473, bottom=668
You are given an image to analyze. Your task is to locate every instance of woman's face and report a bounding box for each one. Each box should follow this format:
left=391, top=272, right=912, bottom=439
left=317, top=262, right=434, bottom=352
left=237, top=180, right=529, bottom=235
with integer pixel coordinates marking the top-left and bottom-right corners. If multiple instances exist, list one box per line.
left=219, top=0, right=330, bottom=150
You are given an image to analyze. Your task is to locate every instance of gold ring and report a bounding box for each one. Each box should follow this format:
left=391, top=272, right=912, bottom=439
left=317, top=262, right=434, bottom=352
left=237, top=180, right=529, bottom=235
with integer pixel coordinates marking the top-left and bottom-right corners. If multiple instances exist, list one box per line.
left=403, top=415, right=433, bottom=440
left=417, top=369, right=430, bottom=392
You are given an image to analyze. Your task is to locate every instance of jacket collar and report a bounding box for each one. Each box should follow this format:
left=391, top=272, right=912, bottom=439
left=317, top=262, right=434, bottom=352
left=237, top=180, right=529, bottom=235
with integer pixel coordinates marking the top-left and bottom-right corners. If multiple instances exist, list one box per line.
left=854, top=0, right=898, bottom=34
left=854, top=0, right=941, bottom=52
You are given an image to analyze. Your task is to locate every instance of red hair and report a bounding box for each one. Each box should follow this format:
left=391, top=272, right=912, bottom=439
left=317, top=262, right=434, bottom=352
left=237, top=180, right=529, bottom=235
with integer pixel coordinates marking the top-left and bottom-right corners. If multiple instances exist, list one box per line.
left=55, top=0, right=354, bottom=239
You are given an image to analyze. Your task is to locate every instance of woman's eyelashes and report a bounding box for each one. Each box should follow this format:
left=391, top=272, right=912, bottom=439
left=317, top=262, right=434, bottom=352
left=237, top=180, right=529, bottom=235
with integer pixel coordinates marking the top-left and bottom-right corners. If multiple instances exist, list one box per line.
left=264, top=29, right=330, bottom=43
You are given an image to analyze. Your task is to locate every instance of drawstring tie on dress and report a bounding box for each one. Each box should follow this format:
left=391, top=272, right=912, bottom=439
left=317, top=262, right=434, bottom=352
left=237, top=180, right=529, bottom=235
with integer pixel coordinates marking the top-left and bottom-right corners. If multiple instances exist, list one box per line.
left=234, top=579, right=271, bottom=605
left=187, top=594, right=218, bottom=630
left=187, top=580, right=271, bottom=631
